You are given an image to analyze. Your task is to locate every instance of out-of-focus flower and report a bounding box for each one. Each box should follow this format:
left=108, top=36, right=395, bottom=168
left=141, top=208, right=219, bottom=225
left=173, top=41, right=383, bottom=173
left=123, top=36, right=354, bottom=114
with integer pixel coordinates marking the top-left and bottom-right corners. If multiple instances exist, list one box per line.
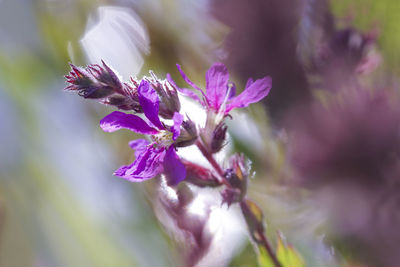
left=289, top=88, right=400, bottom=187
left=100, top=80, right=186, bottom=185
left=309, top=28, right=379, bottom=91
left=65, top=61, right=143, bottom=112
left=211, top=0, right=310, bottom=122
left=288, top=88, right=400, bottom=266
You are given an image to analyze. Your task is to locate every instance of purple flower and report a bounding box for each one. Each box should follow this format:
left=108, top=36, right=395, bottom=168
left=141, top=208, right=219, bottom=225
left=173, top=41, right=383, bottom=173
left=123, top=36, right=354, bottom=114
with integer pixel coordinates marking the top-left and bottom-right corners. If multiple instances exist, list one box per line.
left=100, top=80, right=186, bottom=185
left=171, top=62, right=272, bottom=114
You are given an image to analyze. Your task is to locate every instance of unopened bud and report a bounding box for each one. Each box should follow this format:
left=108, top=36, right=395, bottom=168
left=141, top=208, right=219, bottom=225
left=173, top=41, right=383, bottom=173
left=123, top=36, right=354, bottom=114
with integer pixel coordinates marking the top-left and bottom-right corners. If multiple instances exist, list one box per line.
left=159, top=81, right=181, bottom=119
left=103, top=83, right=142, bottom=112
left=65, top=64, right=114, bottom=99
left=221, top=187, right=241, bottom=207
left=211, top=122, right=227, bottom=153
left=221, top=154, right=249, bottom=205
left=95, top=60, right=123, bottom=91
left=147, top=72, right=181, bottom=119
left=65, top=61, right=142, bottom=112
left=175, top=118, right=198, bottom=147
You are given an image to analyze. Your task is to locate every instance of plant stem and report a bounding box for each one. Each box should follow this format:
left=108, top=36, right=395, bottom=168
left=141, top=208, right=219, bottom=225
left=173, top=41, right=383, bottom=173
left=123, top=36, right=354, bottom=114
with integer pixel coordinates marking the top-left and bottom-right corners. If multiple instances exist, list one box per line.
left=259, top=232, right=282, bottom=267
left=196, top=140, right=281, bottom=267
left=195, top=140, right=230, bottom=187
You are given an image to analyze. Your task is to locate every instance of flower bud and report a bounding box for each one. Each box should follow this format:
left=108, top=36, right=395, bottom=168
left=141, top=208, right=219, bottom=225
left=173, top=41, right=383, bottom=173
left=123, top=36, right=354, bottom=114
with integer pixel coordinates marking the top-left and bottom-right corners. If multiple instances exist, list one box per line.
left=211, top=122, right=227, bottom=153
left=103, top=84, right=142, bottom=112
left=65, top=61, right=142, bottom=112
left=65, top=62, right=119, bottom=98
left=147, top=72, right=181, bottom=120
left=175, top=118, right=198, bottom=148
left=221, top=154, right=248, bottom=206
left=158, top=81, right=181, bottom=119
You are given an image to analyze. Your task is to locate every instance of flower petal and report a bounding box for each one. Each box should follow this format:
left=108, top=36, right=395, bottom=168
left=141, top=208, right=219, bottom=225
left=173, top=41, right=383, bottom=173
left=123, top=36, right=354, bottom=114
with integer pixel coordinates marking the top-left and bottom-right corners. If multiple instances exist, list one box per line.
left=226, top=76, right=272, bottom=113
left=167, top=73, right=203, bottom=104
left=129, top=139, right=149, bottom=158
left=100, top=111, right=158, bottom=134
left=163, top=146, right=186, bottom=186
left=115, top=146, right=166, bottom=182
left=171, top=112, right=183, bottom=140
left=176, top=64, right=208, bottom=104
left=245, top=78, right=254, bottom=88
left=138, top=80, right=164, bottom=129
left=206, top=62, right=230, bottom=110
left=228, top=82, right=237, bottom=99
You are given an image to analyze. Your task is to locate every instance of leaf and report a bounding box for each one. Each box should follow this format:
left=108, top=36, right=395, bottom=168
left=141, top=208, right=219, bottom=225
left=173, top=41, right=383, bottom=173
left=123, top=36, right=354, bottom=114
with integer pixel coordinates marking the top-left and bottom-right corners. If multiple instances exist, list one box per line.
left=276, top=236, right=306, bottom=267
left=257, top=235, right=306, bottom=267
left=258, top=246, right=276, bottom=267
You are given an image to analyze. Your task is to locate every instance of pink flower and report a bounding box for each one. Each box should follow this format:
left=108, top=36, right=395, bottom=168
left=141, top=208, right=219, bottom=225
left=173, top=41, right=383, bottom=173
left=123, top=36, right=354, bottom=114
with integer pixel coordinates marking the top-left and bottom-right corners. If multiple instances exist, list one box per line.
left=100, top=80, right=186, bottom=185
left=170, top=62, right=272, bottom=114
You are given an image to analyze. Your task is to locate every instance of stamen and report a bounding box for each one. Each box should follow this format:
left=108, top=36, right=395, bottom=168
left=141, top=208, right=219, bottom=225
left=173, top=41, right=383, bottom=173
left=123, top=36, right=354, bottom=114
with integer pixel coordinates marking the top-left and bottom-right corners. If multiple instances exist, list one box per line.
left=151, top=130, right=174, bottom=147
left=215, top=84, right=233, bottom=122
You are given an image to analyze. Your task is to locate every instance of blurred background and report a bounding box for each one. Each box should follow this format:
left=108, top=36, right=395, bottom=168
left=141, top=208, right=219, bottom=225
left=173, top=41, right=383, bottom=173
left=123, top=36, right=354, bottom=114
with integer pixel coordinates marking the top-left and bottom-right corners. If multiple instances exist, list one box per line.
left=1, top=0, right=400, bottom=266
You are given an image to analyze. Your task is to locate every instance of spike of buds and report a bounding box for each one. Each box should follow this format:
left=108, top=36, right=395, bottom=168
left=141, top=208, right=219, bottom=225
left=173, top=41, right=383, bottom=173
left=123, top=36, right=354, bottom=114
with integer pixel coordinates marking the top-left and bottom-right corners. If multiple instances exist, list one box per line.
left=146, top=71, right=181, bottom=120
left=175, top=118, right=198, bottom=148
left=65, top=61, right=142, bottom=112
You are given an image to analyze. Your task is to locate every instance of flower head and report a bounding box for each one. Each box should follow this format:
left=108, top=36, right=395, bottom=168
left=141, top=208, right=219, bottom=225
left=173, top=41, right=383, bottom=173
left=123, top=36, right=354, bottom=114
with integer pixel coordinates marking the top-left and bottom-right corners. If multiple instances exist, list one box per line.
left=170, top=62, right=271, bottom=153
left=100, top=80, right=186, bottom=185
left=172, top=62, right=272, bottom=116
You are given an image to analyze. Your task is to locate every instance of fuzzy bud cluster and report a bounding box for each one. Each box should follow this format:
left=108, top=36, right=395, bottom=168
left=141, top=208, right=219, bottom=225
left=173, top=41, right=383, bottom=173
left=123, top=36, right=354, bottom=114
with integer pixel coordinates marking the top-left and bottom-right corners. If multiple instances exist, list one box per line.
left=146, top=72, right=181, bottom=120
left=65, top=61, right=142, bottom=112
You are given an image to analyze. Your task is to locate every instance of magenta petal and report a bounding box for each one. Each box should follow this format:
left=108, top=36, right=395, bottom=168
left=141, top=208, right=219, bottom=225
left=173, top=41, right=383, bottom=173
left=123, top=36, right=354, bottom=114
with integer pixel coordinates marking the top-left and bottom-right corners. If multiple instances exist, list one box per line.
left=176, top=64, right=208, bottom=102
left=167, top=73, right=203, bottom=104
left=226, top=76, right=272, bottom=113
left=171, top=112, right=183, bottom=140
left=205, top=62, right=230, bottom=109
left=163, top=147, right=186, bottom=186
left=138, top=80, right=164, bottom=130
left=228, top=82, right=237, bottom=99
left=245, top=78, right=254, bottom=88
left=129, top=139, right=149, bottom=158
left=115, top=146, right=166, bottom=182
left=100, top=111, right=158, bottom=134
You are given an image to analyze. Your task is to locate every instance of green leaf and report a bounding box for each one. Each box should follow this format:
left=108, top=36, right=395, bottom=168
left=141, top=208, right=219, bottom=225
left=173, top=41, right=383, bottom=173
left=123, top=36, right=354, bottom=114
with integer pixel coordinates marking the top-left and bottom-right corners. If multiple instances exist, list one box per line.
left=257, top=236, right=306, bottom=267
left=276, top=237, right=306, bottom=267
left=258, top=246, right=276, bottom=267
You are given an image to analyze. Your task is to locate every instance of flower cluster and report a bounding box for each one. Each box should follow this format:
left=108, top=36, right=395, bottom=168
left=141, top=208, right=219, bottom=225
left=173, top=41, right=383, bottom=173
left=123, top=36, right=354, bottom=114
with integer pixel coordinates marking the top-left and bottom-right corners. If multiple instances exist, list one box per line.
left=66, top=61, right=271, bottom=186
left=65, top=61, right=286, bottom=266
